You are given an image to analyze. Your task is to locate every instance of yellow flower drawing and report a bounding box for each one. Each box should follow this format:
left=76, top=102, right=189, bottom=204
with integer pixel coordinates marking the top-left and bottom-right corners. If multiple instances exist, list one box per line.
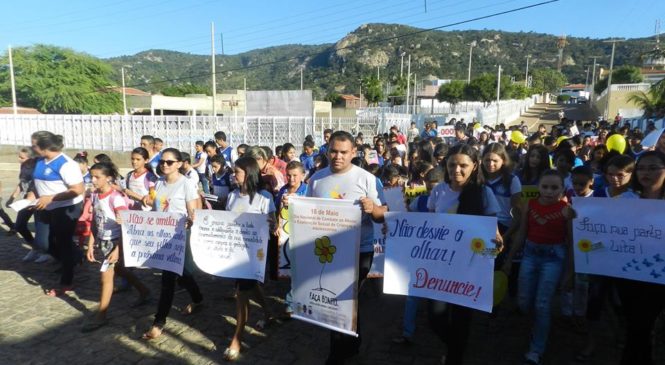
left=471, top=238, right=486, bottom=253
left=577, top=239, right=592, bottom=253
left=315, top=236, right=336, bottom=263
left=256, top=248, right=265, bottom=261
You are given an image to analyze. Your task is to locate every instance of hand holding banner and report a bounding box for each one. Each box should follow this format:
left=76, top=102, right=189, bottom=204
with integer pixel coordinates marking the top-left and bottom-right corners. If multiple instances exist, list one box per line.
left=121, top=211, right=187, bottom=275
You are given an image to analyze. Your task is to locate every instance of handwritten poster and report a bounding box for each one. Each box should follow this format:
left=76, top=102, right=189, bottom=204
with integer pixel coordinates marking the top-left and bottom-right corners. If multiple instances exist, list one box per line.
left=120, top=211, right=187, bottom=275
left=572, top=197, right=665, bottom=285
left=289, top=197, right=361, bottom=336
left=368, top=222, right=386, bottom=278
left=383, top=212, right=497, bottom=312
left=190, top=210, right=269, bottom=282
left=384, top=187, right=407, bottom=213
left=277, top=206, right=292, bottom=278
left=404, top=185, right=427, bottom=205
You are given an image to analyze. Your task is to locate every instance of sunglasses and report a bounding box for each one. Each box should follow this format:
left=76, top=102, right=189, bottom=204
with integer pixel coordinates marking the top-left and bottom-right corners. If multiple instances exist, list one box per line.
left=158, top=159, right=179, bottom=166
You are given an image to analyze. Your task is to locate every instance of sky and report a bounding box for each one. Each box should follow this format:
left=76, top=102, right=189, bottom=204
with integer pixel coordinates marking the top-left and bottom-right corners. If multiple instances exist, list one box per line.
left=1, top=0, right=663, bottom=59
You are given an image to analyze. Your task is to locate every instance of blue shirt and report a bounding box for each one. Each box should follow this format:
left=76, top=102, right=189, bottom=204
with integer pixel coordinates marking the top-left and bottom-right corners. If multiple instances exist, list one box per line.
left=275, top=182, right=308, bottom=211
left=300, top=153, right=316, bottom=173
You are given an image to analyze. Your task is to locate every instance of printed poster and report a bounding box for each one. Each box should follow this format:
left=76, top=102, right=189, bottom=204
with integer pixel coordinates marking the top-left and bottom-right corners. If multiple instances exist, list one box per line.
left=277, top=205, right=293, bottom=278
left=572, top=197, right=665, bottom=285
left=121, top=211, right=187, bottom=275
left=190, top=210, right=269, bottom=282
left=368, top=222, right=386, bottom=278
left=383, top=212, right=497, bottom=312
left=289, top=197, right=362, bottom=336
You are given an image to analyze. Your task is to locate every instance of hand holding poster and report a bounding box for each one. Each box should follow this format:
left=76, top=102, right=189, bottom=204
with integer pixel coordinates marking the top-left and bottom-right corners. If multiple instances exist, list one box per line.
left=383, top=212, right=497, bottom=312
left=289, top=197, right=361, bottom=336
left=190, top=210, right=269, bottom=282
left=572, top=197, right=665, bottom=285
left=120, top=211, right=187, bottom=275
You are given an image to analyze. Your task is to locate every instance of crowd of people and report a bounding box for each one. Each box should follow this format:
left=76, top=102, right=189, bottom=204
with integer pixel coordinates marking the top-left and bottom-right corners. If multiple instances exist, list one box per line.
left=2, top=114, right=665, bottom=364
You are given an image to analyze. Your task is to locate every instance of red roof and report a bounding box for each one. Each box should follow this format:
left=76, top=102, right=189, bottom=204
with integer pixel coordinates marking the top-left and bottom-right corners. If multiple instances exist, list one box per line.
left=562, top=84, right=586, bottom=90
left=111, top=87, right=151, bottom=96
left=340, top=94, right=360, bottom=101
left=0, top=106, right=41, bottom=114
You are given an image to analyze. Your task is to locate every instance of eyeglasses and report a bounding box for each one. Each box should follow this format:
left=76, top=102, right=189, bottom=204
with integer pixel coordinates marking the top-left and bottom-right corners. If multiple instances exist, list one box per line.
left=158, top=160, right=179, bottom=166
left=636, top=166, right=665, bottom=173
left=606, top=173, right=630, bottom=180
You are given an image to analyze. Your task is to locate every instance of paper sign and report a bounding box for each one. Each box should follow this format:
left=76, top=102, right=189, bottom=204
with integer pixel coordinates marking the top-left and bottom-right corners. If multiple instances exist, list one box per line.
left=438, top=126, right=455, bottom=138
left=404, top=185, right=427, bottom=205
left=521, top=185, right=540, bottom=202
left=9, top=199, right=36, bottom=212
left=383, top=212, right=497, bottom=312
left=121, top=211, right=187, bottom=275
left=277, top=205, right=293, bottom=278
left=289, top=197, right=361, bottom=336
left=368, top=222, right=386, bottom=278
left=190, top=210, right=269, bottom=282
left=572, top=197, right=665, bottom=285
left=569, top=125, right=580, bottom=136
left=384, top=187, right=407, bottom=212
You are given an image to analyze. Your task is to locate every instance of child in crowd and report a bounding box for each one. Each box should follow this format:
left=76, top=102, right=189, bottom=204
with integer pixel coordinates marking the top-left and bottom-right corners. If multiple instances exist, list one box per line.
left=192, top=140, right=210, bottom=194
left=181, top=152, right=200, bottom=187
left=594, top=154, right=638, bottom=198
left=209, top=154, right=232, bottom=209
left=74, top=152, right=91, bottom=186
left=280, top=143, right=299, bottom=163
left=82, top=162, right=150, bottom=332
left=519, top=145, right=551, bottom=186
left=300, top=140, right=316, bottom=174
left=554, top=149, right=575, bottom=191
left=122, top=147, right=156, bottom=211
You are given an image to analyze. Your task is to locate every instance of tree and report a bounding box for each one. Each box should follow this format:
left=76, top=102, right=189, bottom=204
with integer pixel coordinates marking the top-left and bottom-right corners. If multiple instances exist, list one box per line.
left=627, top=79, right=665, bottom=118
left=530, top=69, right=567, bottom=94
left=594, top=65, right=644, bottom=94
left=388, top=76, right=408, bottom=105
left=0, top=44, right=122, bottom=113
left=362, top=76, right=383, bottom=106
left=464, top=73, right=496, bottom=104
left=510, top=84, right=532, bottom=99
left=436, top=80, right=466, bottom=112
left=324, top=92, right=342, bottom=106
left=160, top=83, right=209, bottom=96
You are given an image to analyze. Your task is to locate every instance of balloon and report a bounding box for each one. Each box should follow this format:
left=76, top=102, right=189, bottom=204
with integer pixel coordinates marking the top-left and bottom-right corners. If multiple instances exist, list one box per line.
left=555, top=136, right=568, bottom=146
left=606, top=134, right=627, bottom=153
left=493, top=271, right=508, bottom=306
left=510, top=131, right=526, bottom=144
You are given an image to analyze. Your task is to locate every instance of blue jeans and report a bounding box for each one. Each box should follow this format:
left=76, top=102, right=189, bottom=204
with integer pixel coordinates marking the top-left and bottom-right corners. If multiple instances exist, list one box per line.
left=198, top=173, right=210, bottom=194
left=518, top=241, right=566, bottom=356
left=402, top=296, right=420, bottom=338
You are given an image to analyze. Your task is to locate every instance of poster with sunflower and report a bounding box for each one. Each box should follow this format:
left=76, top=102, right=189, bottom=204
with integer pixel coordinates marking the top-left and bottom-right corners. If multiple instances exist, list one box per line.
left=383, top=212, right=498, bottom=313
left=572, top=197, right=665, bottom=285
left=288, top=197, right=361, bottom=336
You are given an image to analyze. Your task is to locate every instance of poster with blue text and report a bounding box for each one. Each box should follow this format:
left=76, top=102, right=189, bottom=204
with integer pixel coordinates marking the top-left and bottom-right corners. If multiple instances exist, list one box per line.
left=383, top=212, right=497, bottom=312
left=572, top=197, right=665, bottom=285
left=289, top=197, right=361, bottom=336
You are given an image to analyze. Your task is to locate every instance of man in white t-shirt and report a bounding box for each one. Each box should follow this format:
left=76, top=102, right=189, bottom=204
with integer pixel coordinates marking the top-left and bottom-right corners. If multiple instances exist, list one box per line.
left=306, top=131, right=386, bottom=364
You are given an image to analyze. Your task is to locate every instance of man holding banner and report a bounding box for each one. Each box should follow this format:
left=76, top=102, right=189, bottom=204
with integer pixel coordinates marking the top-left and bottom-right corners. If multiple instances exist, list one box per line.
left=305, top=131, right=387, bottom=365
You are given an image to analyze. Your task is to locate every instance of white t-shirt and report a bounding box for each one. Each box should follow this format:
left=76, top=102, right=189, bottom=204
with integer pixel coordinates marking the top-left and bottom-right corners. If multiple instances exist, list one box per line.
left=427, top=182, right=500, bottom=216
left=486, top=175, right=522, bottom=227
left=184, top=168, right=200, bottom=190
left=33, top=153, right=84, bottom=210
left=93, top=190, right=128, bottom=240
left=225, top=189, right=276, bottom=214
left=153, top=175, right=198, bottom=215
left=307, top=165, right=385, bottom=253
left=127, top=170, right=156, bottom=211
left=194, top=151, right=208, bottom=174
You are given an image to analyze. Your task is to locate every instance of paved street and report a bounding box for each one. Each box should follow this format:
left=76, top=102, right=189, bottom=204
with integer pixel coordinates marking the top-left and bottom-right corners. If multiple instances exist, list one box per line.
left=0, top=167, right=658, bottom=365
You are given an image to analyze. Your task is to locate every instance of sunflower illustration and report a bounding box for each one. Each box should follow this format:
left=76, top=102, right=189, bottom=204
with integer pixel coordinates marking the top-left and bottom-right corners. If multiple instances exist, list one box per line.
left=313, top=236, right=337, bottom=295
left=577, top=239, right=592, bottom=264
left=469, top=238, right=486, bottom=264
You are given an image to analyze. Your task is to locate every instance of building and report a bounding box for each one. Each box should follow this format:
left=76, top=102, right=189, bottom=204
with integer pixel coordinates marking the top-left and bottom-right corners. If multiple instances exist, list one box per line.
left=339, top=94, right=367, bottom=109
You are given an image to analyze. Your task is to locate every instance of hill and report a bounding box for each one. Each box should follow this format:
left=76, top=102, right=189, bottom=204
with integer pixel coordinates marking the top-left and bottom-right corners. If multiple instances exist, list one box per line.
left=106, top=23, right=657, bottom=99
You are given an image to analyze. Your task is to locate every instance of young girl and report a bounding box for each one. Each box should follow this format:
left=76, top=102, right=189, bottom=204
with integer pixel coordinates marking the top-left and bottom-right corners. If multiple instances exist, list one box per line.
left=209, top=154, right=233, bottom=209
left=142, top=148, right=203, bottom=340
left=224, top=156, right=276, bottom=361
left=482, top=143, right=522, bottom=238
left=519, top=145, right=551, bottom=187
left=74, top=152, right=92, bottom=187
left=426, top=144, right=503, bottom=364
left=122, top=147, right=156, bottom=211
left=280, top=143, right=299, bottom=163
left=614, top=151, right=665, bottom=365
left=593, top=154, right=638, bottom=198
left=503, top=170, right=575, bottom=365
left=82, top=162, right=150, bottom=332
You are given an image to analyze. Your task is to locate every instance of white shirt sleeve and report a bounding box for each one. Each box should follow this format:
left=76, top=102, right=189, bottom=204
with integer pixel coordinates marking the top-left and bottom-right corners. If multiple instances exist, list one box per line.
left=60, top=160, right=84, bottom=186
left=184, top=177, right=199, bottom=203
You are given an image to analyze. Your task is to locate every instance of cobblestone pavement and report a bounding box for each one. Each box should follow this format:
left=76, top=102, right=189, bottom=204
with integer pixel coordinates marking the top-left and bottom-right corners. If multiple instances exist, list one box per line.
left=0, top=169, right=649, bottom=365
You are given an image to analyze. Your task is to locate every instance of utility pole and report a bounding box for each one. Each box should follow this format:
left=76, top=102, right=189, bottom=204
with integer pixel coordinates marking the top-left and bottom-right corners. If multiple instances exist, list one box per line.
left=413, top=73, right=418, bottom=113
left=400, top=53, right=405, bottom=78
left=589, top=56, right=600, bottom=101
left=584, top=67, right=590, bottom=90
left=603, top=38, right=625, bottom=119
left=359, top=80, right=363, bottom=110
left=211, top=22, right=217, bottom=117
left=377, top=66, right=380, bottom=79
left=220, top=32, right=224, bottom=55
left=300, top=67, right=304, bottom=90
left=406, top=54, right=411, bottom=114
left=496, top=65, right=502, bottom=126
left=524, top=55, right=531, bottom=87
left=8, top=45, right=18, bottom=116
left=467, top=41, right=476, bottom=83
left=121, top=67, right=128, bottom=115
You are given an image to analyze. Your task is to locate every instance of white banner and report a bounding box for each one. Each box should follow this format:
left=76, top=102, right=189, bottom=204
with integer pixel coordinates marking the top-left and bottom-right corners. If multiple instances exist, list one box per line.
left=437, top=125, right=455, bottom=138
left=572, top=197, right=665, bottom=285
left=384, top=187, right=407, bottom=213
left=121, top=211, right=187, bottom=275
left=190, top=210, right=269, bottom=282
left=289, top=197, right=361, bottom=336
left=384, top=212, right=497, bottom=312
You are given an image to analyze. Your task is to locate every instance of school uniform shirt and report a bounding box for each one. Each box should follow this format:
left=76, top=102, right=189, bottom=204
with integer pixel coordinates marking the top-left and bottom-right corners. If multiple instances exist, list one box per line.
left=226, top=189, right=276, bottom=215
left=427, top=182, right=500, bottom=216
left=275, top=182, right=308, bottom=211
left=127, top=170, right=156, bottom=211
left=153, top=175, right=198, bottom=214
left=486, top=175, right=522, bottom=227
left=408, top=194, right=430, bottom=213
left=300, top=153, right=316, bottom=174
left=593, top=188, right=639, bottom=199
left=307, top=165, right=385, bottom=253
left=33, top=153, right=84, bottom=210
left=566, top=189, right=594, bottom=201
left=194, top=151, right=208, bottom=174
left=148, top=151, right=162, bottom=175
left=211, top=171, right=232, bottom=201
left=92, top=190, right=128, bottom=241
left=217, top=146, right=238, bottom=168
left=184, top=168, right=200, bottom=188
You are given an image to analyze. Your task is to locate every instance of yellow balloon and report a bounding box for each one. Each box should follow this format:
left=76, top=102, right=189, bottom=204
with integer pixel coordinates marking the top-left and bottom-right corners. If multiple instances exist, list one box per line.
left=493, top=271, right=508, bottom=306
left=606, top=134, right=626, bottom=153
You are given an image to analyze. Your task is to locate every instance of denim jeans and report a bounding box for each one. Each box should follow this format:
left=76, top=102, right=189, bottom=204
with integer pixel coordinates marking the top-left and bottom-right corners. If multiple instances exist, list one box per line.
left=33, top=210, right=50, bottom=252
left=518, top=241, right=566, bottom=356
left=14, top=208, right=34, bottom=244
left=402, top=296, right=420, bottom=338
left=197, top=173, right=210, bottom=194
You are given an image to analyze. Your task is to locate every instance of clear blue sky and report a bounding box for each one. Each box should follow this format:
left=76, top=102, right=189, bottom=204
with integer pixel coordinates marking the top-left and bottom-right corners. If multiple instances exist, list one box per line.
left=1, top=0, right=663, bottom=58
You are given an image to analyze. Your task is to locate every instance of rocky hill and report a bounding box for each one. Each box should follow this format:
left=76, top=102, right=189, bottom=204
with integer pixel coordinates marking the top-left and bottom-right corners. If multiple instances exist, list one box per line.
left=106, top=23, right=656, bottom=98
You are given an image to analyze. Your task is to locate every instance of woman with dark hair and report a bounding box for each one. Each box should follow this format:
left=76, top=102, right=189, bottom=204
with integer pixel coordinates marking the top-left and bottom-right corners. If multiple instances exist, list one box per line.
left=519, top=145, right=551, bottom=186
left=141, top=148, right=203, bottom=340
left=426, top=144, right=503, bottom=364
left=280, top=143, right=298, bottom=163
left=416, top=139, right=436, bottom=165
left=30, top=131, right=85, bottom=296
left=93, top=153, right=112, bottom=164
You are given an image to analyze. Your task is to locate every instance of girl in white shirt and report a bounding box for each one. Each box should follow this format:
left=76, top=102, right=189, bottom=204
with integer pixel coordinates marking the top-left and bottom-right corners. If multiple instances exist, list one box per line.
left=223, top=156, right=276, bottom=361
left=122, top=147, right=156, bottom=211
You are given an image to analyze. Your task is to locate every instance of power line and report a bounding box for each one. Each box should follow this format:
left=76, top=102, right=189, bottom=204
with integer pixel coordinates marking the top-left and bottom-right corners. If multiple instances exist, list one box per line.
left=114, top=0, right=559, bottom=90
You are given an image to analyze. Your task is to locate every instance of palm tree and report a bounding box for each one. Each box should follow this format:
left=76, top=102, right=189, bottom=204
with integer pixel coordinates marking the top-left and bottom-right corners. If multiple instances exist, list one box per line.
left=628, top=79, right=665, bottom=118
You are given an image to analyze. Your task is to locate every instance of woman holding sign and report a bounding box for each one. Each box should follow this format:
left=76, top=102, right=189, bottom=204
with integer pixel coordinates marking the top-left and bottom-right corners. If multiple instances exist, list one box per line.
left=223, top=156, right=276, bottom=362
left=426, top=144, right=503, bottom=365
left=615, top=151, right=665, bottom=365
left=142, top=148, right=203, bottom=340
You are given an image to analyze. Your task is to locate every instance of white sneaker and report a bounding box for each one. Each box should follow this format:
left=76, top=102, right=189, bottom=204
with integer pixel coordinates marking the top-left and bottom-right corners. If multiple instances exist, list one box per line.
left=34, top=254, right=54, bottom=263
left=22, top=250, right=41, bottom=262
